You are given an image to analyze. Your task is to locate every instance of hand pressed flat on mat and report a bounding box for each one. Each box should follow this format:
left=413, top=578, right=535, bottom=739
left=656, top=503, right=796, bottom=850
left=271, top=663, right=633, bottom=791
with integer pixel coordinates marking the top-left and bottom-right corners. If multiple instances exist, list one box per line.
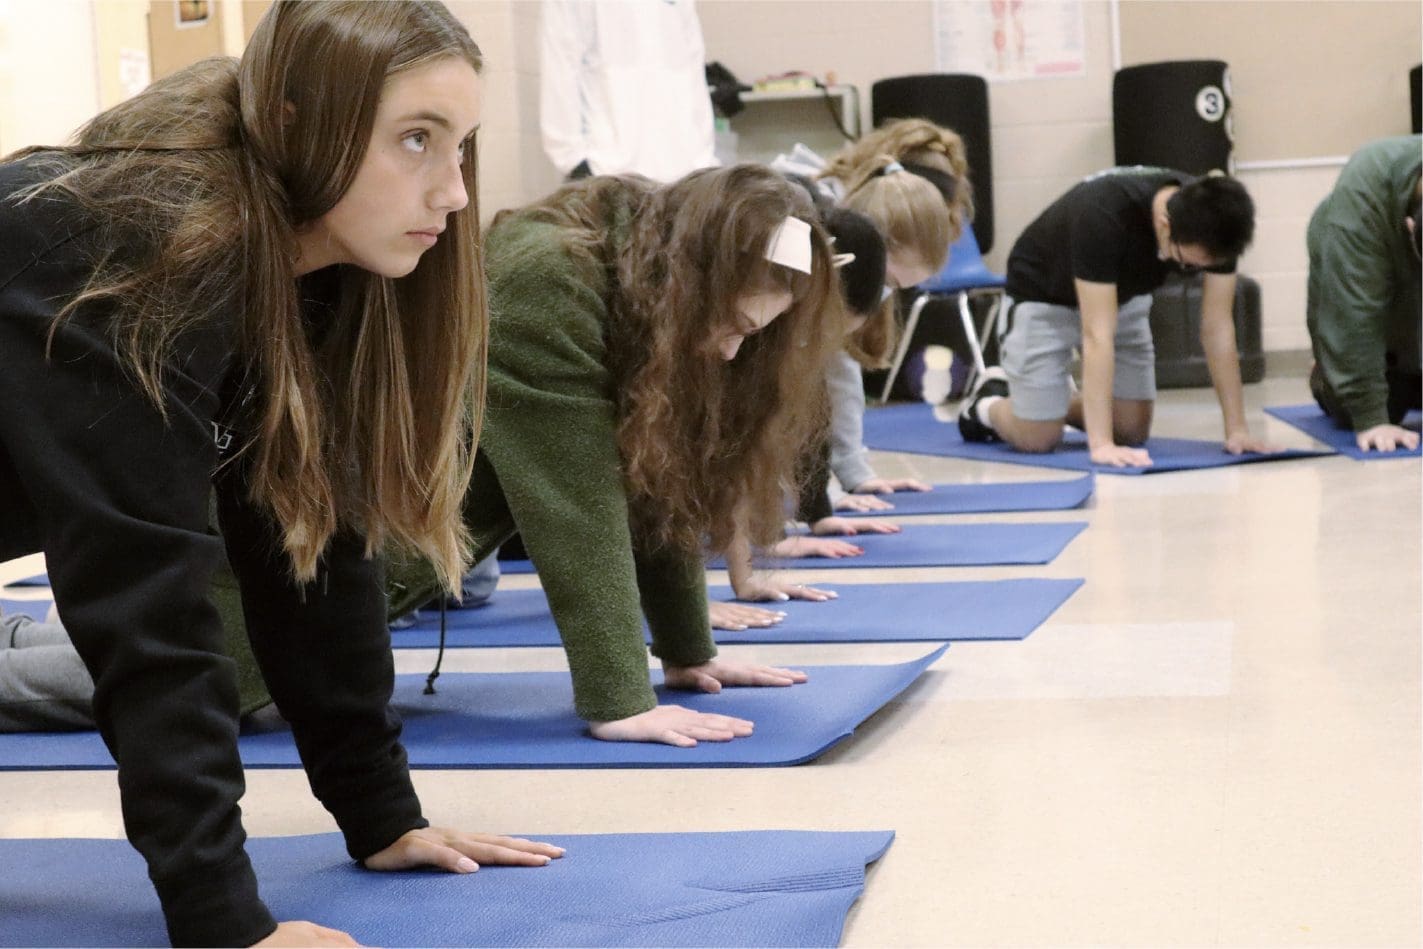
left=504, top=520, right=1085, bottom=575
left=394, top=578, right=1084, bottom=648
left=1264, top=404, right=1422, bottom=460
left=836, top=473, right=1094, bottom=516
left=0, top=829, right=895, bottom=948
left=863, top=402, right=1334, bottom=473
left=0, top=645, right=946, bottom=770
left=720, top=521, right=1086, bottom=570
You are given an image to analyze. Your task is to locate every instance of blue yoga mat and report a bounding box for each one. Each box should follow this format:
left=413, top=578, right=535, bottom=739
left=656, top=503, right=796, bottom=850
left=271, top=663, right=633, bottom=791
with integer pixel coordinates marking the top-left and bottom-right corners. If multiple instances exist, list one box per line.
left=395, top=578, right=1082, bottom=649
left=507, top=520, right=1083, bottom=576
left=838, top=473, right=1093, bottom=516
left=0, top=598, right=51, bottom=621
left=863, top=403, right=1334, bottom=474
left=0, top=645, right=945, bottom=770
left=1264, top=404, right=1422, bottom=460
left=0, top=829, right=894, bottom=948
left=715, top=521, right=1085, bottom=570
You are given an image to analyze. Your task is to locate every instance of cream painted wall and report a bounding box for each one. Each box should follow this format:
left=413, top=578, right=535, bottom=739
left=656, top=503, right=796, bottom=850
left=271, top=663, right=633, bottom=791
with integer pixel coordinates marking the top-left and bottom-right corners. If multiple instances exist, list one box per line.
left=448, top=0, right=561, bottom=224
left=448, top=0, right=525, bottom=222
left=93, top=1, right=150, bottom=109
left=0, top=0, right=101, bottom=153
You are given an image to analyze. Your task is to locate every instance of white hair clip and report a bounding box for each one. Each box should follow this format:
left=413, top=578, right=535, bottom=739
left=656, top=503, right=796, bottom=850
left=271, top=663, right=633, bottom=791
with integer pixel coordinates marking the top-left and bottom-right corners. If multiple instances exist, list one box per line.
left=831, top=252, right=856, bottom=269
left=765, top=215, right=813, bottom=274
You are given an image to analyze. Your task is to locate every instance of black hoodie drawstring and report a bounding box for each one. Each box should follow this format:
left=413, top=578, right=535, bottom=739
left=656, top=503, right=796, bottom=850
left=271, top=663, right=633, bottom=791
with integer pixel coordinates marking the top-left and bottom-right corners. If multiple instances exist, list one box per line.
left=424, top=597, right=447, bottom=695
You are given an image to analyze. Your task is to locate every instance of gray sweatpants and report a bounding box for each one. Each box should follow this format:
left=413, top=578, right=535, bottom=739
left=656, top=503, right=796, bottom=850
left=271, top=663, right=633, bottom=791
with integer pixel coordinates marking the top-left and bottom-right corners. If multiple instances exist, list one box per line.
left=0, top=606, right=95, bottom=732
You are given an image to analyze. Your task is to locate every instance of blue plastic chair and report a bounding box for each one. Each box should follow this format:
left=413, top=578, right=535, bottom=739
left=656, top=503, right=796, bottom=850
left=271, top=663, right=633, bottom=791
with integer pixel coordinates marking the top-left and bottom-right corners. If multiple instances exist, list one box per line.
left=879, top=221, right=1006, bottom=403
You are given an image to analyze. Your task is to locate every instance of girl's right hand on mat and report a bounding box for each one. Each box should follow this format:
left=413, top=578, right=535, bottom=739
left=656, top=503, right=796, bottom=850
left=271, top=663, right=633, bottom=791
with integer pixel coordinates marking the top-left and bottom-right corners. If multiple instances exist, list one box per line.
left=254, top=921, right=362, bottom=947
left=588, top=705, right=754, bottom=747
left=1090, top=443, right=1152, bottom=468
left=1356, top=423, right=1420, bottom=452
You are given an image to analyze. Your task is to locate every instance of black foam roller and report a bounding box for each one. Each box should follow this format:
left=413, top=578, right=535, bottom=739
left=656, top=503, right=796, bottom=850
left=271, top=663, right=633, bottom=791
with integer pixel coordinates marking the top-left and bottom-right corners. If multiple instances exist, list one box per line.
left=1114, top=60, right=1232, bottom=176
left=871, top=74, right=994, bottom=254
left=1410, top=64, right=1421, bottom=135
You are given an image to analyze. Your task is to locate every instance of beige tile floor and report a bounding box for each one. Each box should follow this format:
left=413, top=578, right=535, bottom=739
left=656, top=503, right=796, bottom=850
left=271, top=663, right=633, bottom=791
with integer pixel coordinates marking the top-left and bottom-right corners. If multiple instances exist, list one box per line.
left=2, top=369, right=1419, bottom=947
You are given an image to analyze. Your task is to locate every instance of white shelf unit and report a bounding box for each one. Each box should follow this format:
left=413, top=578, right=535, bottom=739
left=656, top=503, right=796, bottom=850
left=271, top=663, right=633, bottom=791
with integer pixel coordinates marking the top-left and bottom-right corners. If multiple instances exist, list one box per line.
left=721, top=84, right=861, bottom=166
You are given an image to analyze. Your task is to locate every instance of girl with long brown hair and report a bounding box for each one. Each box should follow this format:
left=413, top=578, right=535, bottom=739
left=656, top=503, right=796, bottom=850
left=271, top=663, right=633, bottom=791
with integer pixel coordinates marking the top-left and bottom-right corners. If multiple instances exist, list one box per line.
left=390, top=164, right=843, bottom=745
left=761, top=119, right=972, bottom=536
left=0, top=3, right=559, bottom=945
left=715, top=200, right=902, bottom=619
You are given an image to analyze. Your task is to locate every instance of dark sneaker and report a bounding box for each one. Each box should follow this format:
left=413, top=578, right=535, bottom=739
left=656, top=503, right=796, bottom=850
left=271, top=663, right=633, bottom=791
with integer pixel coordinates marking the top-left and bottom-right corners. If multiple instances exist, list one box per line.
left=957, top=367, right=1010, bottom=442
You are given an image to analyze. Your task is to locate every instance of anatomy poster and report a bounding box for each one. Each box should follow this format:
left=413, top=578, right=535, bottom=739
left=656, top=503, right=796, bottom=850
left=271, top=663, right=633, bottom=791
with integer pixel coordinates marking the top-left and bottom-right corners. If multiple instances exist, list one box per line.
left=934, top=0, right=1086, bottom=81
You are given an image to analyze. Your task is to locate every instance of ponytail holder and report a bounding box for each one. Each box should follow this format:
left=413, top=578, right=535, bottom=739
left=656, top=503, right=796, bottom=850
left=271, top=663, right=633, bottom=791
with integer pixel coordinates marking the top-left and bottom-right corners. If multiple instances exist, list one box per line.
left=765, top=216, right=813, bottom=274
left=900, top=160, right=959, bottom=205
left=878, top=160, right=905, bottom=176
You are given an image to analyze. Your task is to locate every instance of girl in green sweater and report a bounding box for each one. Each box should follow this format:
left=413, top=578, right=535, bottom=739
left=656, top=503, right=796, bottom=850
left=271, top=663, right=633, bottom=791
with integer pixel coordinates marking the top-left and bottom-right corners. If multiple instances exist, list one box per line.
left=394, top=165, right=844, bottom=747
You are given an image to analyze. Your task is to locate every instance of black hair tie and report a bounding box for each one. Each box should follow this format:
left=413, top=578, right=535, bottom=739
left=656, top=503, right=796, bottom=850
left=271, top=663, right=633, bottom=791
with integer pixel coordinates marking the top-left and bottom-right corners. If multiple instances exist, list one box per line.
left=900, top=160, right=959, bottom=205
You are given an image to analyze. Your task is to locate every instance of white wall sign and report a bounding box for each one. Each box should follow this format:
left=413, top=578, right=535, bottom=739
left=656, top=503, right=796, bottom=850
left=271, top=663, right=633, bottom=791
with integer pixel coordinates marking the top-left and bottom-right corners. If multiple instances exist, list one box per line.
left=118, top=48, right=151, bottom=99
left=934, top=0, right=1086, bottom=82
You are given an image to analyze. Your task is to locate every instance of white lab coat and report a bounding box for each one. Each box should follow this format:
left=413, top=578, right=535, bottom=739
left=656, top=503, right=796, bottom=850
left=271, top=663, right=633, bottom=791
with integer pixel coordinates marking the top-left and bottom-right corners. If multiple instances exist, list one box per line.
left=540, top=0, right=718, bottom=182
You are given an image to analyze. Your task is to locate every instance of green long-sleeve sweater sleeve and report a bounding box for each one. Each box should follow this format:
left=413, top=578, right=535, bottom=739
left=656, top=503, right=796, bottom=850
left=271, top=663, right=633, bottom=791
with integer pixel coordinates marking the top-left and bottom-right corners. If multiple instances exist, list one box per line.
left=476, top=216, right=715, bottom=722
left=1305, top=136, right=1422, bottom=431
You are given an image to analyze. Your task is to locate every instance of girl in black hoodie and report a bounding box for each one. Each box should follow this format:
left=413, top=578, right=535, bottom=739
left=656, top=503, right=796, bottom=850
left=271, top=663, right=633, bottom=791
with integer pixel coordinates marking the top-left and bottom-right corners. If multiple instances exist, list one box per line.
left=0, top=3, right=558, bottom=945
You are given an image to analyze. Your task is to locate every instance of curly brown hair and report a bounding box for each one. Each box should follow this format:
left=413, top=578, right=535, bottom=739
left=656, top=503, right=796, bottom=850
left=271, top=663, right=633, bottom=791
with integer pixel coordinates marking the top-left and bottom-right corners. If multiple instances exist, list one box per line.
left=508, top=165, right=844, bottom=554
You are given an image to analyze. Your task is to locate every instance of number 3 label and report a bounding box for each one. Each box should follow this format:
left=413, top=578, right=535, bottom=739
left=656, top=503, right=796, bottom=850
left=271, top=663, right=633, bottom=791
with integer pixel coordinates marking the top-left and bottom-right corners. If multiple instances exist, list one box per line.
left=1196, top=85, right=1226, bottom=122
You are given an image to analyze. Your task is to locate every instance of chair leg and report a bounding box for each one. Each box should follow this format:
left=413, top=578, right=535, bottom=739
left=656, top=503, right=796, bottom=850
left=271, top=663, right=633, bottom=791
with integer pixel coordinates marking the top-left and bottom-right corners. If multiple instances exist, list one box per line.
left=958, top=291, right=988, bottom=379
left=958, top=290, right=1005, bottom=397
left=880, top=293, right=928, bottom=404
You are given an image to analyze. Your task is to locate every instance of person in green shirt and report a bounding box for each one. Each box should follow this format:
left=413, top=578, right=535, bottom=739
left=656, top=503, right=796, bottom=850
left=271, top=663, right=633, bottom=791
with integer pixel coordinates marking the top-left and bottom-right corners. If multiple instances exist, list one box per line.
left=1306, top=135, right=1422, bottom=452
left=390, top=164, right=844, bottom=747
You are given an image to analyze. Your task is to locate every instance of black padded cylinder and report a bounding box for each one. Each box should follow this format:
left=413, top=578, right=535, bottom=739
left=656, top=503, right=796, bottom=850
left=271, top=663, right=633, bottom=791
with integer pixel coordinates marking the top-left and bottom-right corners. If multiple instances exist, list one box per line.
left=1114, top=60, right=1232, bottom=176
left=1411, top=64, right=1421, bottom=134
left=1148, top=272, right=1264, bottom=388
left=871, top=73, right=994, bottom=254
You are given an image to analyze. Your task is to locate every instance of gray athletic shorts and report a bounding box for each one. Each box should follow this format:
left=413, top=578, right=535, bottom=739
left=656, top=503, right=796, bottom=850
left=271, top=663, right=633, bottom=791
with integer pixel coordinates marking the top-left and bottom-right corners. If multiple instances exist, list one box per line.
left=998, top=294, right=1156, bottom=421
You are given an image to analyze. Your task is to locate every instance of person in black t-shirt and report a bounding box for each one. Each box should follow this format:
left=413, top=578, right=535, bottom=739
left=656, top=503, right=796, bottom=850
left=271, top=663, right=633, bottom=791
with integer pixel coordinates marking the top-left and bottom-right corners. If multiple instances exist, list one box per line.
left=958, top=168, right=1277, bottom=467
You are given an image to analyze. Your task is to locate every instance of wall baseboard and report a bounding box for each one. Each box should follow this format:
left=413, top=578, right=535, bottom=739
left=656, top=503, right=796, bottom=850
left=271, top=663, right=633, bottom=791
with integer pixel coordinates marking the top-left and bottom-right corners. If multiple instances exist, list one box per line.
left=1261, top=348, right=1313, bottom=378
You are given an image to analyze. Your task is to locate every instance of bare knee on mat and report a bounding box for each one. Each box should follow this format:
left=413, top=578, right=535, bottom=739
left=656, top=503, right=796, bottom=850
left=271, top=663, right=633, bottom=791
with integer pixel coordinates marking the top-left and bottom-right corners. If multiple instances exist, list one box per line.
left=1002, top=419, right=1066, bottom=454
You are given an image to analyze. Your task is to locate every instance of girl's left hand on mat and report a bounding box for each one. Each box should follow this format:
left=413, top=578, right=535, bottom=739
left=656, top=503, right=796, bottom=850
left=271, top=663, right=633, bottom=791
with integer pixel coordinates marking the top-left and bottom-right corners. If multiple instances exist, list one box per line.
left=811, top=516, right=899, bottom=537
left=1224, top=431, right=1285, bottom=455
left=709, top=600, right=787, bottom=630
left=734, top=578, right=837, bottom=602
left=663, top=658, right=809, bottom=692
left=835, top=493, right=895, bottom=512
left=855, top=477, right=930, bottom=493
left=774, top=536, right=864, bottom=558
left=588, top=705, right=754, bottom=746
left=363, top=827, right=566, bottom=874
